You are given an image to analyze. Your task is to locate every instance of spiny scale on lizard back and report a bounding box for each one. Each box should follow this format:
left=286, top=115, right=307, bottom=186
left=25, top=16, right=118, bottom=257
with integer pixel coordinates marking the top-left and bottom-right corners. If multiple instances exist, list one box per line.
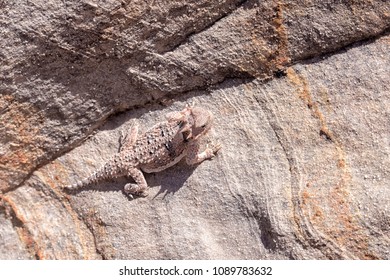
left=123, top=121, right=186, bottom=166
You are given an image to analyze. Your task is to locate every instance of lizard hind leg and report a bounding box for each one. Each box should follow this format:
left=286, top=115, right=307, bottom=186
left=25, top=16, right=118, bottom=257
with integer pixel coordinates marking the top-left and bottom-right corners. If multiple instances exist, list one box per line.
left=119, top=122, right=139, bottom=152
left=123, top=167, right=149, bottom=198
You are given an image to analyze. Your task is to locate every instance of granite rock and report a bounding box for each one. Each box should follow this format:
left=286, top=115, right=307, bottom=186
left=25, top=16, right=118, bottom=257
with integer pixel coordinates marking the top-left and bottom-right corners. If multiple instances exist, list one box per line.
left=0, top=0, right=389, bottom=259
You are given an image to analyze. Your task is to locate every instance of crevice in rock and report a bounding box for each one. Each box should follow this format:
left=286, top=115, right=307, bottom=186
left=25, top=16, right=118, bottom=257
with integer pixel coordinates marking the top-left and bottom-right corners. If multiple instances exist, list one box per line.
left=292, top=27, right=390, bottom=66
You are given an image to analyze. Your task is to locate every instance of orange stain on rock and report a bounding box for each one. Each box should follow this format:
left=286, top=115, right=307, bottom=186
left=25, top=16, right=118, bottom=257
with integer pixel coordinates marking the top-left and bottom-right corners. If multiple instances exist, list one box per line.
left=286, top=68, right=377, bottom=258
left=0, top=95, right=45, bottom=190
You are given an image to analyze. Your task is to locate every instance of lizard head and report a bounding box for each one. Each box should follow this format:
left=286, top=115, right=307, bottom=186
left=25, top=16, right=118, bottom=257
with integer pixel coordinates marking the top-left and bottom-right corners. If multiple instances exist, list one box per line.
left=189, top=107, right=213, bottom=140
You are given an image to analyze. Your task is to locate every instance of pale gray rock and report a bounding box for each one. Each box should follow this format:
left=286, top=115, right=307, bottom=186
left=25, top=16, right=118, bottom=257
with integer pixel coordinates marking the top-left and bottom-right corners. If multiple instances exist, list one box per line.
left=0, top=0, right=389, bottom=259
left=0, top=212, right=33, bottom=259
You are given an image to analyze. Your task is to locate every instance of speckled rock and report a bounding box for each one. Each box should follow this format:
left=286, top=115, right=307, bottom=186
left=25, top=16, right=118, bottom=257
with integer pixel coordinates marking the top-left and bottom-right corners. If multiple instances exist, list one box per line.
left=0, top=0, right=389, bottom=259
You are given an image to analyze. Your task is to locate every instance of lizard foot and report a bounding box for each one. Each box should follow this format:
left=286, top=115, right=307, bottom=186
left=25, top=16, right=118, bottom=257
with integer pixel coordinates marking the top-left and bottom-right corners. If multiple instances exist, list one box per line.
left=206, top=142, right=222, bottom=159
left=124, top=183, right=149, bottom=198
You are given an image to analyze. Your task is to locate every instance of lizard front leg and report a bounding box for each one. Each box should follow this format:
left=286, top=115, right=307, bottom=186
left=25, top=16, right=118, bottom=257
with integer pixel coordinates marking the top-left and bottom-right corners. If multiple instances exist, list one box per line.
left=186, top=141, right=221, bottom=165
left=123, top=167, right=149, bottom=198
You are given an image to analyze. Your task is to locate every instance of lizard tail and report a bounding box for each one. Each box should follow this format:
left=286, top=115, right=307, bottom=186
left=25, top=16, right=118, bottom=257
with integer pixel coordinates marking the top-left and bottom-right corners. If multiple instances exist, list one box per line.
left=65, top=170, right=101, bottom=190
left=63, top=158, right=121, bottom=190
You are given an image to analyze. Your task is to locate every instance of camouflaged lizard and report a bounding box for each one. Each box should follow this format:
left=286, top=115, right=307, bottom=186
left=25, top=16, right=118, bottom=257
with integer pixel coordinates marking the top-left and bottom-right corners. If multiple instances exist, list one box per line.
left=63, top=105, right=221, bottom=197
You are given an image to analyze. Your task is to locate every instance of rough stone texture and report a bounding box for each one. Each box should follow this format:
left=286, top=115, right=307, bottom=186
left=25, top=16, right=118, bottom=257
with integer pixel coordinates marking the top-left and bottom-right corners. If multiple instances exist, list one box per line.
left=0, top=0, right=389, bottom=259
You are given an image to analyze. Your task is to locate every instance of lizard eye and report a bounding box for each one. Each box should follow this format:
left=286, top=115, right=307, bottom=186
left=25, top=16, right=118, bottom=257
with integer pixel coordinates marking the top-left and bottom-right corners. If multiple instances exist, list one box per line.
left=201, top=124, right=207, bottom=128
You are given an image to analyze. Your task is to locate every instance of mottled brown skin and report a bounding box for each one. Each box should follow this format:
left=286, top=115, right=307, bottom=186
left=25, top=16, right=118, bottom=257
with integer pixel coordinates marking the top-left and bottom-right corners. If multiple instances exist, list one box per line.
left=64, top=106, right=221, bottom=197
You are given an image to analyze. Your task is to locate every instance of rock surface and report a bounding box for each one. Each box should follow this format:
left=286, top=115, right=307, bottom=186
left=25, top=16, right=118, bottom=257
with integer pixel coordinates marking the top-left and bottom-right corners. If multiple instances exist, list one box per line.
left=0, top=0, right=389, bottom=259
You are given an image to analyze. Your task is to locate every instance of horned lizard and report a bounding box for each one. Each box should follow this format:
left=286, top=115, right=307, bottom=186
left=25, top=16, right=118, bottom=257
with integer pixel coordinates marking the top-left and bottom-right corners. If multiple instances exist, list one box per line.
left=63, top=105, right=221, bottom=197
